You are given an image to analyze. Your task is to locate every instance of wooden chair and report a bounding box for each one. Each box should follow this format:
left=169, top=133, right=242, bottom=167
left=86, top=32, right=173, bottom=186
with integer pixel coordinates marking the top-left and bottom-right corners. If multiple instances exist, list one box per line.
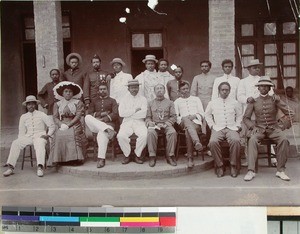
left=175, top=129, right=205, bottom=161
left=255, top=138, right=277, bottom=172
left=21, top=144, right=49, bottom=169
left=91, top=133, right=116, bottom=161
left=214, top=140, right=241, bottom=174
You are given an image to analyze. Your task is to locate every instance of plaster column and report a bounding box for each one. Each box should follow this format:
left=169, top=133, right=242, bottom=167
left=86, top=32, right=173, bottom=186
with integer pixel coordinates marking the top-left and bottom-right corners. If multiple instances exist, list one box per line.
left=33, top=1, right=64, bottom=91
left=209, top=0, right=235, bottom=76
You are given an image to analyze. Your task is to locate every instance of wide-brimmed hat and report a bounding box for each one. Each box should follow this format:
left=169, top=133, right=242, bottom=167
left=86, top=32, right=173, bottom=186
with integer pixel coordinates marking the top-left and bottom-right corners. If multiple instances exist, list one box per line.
left=53, top=81, right=83, bottom=100
left=244, top=59, right=263, bottom=68
left=22, top=95, right=41, bottom=106
left=126, top=79, right=141, bottom=86
left=66, top=53, right=82, bottom=66
left=255, top=76, right=274, bottom=87
left=110, top=58, right=126, bottom=66
left=142, top=55, right=158, bottom=63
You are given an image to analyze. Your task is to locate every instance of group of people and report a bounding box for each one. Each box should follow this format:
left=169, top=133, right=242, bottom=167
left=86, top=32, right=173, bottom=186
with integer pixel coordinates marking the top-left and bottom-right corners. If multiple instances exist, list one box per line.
left=3, top=53, right=296, bottom=182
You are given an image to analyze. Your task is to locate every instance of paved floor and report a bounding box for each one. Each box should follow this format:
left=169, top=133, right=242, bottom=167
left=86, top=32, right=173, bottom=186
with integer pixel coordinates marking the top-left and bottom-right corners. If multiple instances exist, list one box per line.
left=1, top=127, right=299, bottom=208
left=0, top=157, right=299, bottom=207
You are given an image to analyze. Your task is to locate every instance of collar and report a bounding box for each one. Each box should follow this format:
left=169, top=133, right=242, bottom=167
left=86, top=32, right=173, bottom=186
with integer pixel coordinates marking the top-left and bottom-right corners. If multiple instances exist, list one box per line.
left=99, top=95, right=108, bottom=99
left=70, top=67, right=79, bottom=72
left=260, top=93, right=269, bottom=98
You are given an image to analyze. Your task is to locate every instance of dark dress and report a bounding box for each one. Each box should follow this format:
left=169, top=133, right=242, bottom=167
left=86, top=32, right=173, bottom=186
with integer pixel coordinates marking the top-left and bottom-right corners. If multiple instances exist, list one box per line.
left=49, top=99, right=87, bottom=164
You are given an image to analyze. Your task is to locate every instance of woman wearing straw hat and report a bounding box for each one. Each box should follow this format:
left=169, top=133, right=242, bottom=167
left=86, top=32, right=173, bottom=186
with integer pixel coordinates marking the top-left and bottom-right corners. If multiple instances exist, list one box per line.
left=48, top=81, right=87, bottom=166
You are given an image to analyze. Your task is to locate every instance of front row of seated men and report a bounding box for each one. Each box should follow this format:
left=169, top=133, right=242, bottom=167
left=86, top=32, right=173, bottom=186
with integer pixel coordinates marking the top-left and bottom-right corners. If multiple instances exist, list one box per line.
left=3, top=76, right=293, bottom=182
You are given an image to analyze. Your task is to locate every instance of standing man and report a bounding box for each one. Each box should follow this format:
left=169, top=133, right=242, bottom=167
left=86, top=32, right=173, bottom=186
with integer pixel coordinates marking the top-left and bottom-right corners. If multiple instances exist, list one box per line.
left=61, top=52, right=90, bottom=107
left=243, top=76, right=294, bottom=181
left=157, top=58, right=174, bottom=98
left=205, top=82, right=243, bottom=178
left=167, top=66, right=188, bottom=102
left=136, top=55, right=168, bottom=101
left=117, top=80, right=148, bottom=164
left=211, top=59, right=240, bottom=100
left=85, top=54, right=108, bottom=104
left=85, top=81, right=118, bottom=168
left=237, top=59, right=274, bottom=112
left=38, top=69, right=60, bottom=115
left=3, top=96, right=55, bottom=177
left=191, top=60, right=216, bottom=110
left=109, top=58, right=133, bottom=104
left=174, top=81, right=205, bottom=168
left=146, top=84, right=177, bottom=167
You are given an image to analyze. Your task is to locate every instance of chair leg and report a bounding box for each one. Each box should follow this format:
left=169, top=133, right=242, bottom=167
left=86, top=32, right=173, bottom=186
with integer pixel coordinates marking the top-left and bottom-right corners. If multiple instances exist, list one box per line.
left=175, top=135, right=181, bottom=160
left=29, top=145, right=33, bottom=167
left=111, top=139, right=116, bottom=161
left=93, top=135, right=97, bottom=162
left=267, top=143, right=272, bottom=167
left=21, top=147, right=26, bottom=170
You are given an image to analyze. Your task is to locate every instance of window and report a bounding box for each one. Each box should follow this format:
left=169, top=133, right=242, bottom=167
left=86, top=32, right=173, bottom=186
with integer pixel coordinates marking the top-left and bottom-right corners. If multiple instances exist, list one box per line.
left=236, top=20, right=298, bottom=89
left=131, top=32, right=163, bottom=48
left=23, top=14, right=71, bottom=41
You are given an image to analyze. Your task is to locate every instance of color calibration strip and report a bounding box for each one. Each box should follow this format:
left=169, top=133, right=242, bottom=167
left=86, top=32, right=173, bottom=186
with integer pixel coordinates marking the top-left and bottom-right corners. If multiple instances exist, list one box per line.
left=1, top=207, right=176, bottom=233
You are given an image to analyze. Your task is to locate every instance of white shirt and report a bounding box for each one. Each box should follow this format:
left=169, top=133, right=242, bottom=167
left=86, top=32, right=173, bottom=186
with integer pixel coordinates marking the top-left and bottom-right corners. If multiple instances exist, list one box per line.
left=18, top=110, right=55, bottom=138
left=110, top=71, right=133, bottom=104
left=157, top=71, right=174, bottom=99
left=136, top=70, right=169, bottom=101
left=205, top=97, right=243, bottom=131
left=211, top=74, right=240, bottom=100
left=118, top=93, right=147, bottom=123
left=174, top=96, right=204, bottom=125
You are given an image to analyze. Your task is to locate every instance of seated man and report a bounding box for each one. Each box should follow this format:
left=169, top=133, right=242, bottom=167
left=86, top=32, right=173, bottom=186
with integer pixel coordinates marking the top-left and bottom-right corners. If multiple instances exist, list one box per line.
left=174, top=81, right=205, bottom=168
left=85, top=81, right=118, bottom=168
left=146, top=84, right=177, bottom=167
left=205, top=82, right=243, bottom=178
left=117, top=79, right=148, bottom=164
left=3, top=96, right=55, bottom=177
left=243, top=76, right=294, bottom=182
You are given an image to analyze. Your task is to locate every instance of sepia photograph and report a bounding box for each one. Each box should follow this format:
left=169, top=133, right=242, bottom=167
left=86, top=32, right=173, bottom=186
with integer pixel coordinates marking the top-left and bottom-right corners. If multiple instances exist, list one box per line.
left=0, top=0, right=299, bottom=211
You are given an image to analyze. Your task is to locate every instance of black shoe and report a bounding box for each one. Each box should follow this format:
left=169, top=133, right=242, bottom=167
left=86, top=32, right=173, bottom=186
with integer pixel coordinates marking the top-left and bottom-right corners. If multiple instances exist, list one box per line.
left=149, top=157, right=156, bottom=167
left=134, top=156, right=143, bottom=164
left=230, top=166, right=238, bottom=178
left=167, top=156, right=177, bottom=166
left=216, top=167, right=224, bottom=177
left=97, top=159, right=105, bottom=168
left=122, top=156, right=131, bottom=164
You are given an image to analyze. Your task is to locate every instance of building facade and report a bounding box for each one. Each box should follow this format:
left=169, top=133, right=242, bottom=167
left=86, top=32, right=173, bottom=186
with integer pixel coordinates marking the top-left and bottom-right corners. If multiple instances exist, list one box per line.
left=1, top=0, right=298, bottom=127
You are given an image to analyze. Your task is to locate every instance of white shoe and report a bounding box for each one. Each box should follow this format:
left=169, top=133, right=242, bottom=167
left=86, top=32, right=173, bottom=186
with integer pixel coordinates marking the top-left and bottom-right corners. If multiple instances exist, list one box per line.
left=37, top=168, right=44, bottom=177
left=244, top=170, right=255, bottom=181
left=3, top=168, right=14, bottom=177
left=241, top=161, right=248, bottom=167
left=276, top=171, right=290, bottom=181
left=206, top=150, right=212, bottom=156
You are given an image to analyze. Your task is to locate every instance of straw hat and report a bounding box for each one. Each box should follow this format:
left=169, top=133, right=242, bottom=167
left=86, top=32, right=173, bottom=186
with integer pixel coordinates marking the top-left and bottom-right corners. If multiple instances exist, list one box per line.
left=255, top=76, right=274, bottom=87
left=22, top=95, right=41, bottom=106
left=244, top=59, right=263, bottom=68
left=126, top=79, right=141, bottom=86
left=53, top=81, right=83, bottom=100
left=110, top=58, right=126, bottom=66
left=142, top=55, right=158, bottom=63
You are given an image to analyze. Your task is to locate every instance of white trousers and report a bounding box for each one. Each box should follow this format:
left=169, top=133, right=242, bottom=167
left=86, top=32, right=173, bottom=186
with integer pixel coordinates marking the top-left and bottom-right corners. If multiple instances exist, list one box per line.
left=117, top=119, right=147, bottom=157
left=7, top=136, right=47, bottom=168
left=85, top=115, right=114, bottom=159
